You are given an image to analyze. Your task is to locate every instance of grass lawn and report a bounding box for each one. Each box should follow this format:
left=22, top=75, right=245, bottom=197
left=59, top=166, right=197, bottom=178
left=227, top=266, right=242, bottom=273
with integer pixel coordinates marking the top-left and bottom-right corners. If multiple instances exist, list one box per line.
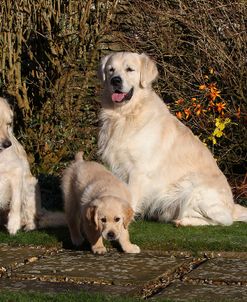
left=0, top=219, right=246, bottom=301
left=0, top=291, right=232, bottom=302
left=0, top=291, right=144, bottom=302
left=0, top=220, right=246, bottom=253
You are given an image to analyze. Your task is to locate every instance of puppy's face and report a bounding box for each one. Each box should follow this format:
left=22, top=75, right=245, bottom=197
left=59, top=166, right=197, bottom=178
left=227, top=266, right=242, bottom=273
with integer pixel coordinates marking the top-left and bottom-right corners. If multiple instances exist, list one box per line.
left=0, top=98, right=13, bottom=152
left=98, top=52, right=158, bottom=105
left=85, top=196, right=133, bottom=241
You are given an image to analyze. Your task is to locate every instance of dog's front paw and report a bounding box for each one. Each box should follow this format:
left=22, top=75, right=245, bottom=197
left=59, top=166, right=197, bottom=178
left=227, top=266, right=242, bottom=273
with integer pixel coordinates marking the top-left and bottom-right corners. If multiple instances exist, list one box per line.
left=123, top=244, right=140, bottom=254
left=24, top=221, right=36, bottom=231
left=7, top=215, right=21, bottom=235
left=92, top=246, right=107, bottom=255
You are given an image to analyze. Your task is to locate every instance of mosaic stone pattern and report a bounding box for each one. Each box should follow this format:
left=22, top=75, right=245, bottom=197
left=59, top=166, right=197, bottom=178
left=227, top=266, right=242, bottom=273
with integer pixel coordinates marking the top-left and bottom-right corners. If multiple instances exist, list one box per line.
left=12, top=251, right=188, bottom=285
left=186, top=258, right=247, bottom=283
left=155, top=281, right=247, bottom=301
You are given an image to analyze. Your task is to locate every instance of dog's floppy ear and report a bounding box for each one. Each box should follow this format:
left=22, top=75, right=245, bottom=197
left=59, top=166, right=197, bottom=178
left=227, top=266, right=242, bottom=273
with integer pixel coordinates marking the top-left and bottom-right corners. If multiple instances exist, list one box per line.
left=98, top=54, right=113, bottom=83
left=140, top=53, right=158, bottom=88
left=85, top=205, right=99, bottom=230
left=123, top=204, right=134, bottom=229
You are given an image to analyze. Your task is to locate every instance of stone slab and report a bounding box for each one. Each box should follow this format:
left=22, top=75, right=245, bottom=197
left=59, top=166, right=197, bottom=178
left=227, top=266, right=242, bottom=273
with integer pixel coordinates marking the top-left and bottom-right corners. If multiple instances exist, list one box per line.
left=0, top=278, right=137, bottom=295
left=12, top=250, right=189, bottom=286
left=0, top=244, right=55, bottom=275
left=153, top=281, right=247, bottom=301
left=185, top=258, right=247, bottom=283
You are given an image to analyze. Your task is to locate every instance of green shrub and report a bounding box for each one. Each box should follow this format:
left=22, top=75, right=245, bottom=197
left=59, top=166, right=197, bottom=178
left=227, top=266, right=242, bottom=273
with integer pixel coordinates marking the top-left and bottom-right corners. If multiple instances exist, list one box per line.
left=0, top=0, right=118, bottom=173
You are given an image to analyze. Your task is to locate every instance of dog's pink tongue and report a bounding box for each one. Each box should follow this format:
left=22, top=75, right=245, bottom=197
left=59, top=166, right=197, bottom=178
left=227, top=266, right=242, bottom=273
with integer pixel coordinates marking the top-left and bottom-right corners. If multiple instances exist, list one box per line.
left=112, top=92, right=127, bottom=102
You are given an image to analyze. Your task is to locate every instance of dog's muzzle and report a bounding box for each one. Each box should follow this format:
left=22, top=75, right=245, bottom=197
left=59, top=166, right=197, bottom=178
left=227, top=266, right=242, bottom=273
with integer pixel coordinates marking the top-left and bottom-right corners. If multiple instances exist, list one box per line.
left=106, top=231, right=116, bottom=241
left=111, top=87, right=134, bottom=103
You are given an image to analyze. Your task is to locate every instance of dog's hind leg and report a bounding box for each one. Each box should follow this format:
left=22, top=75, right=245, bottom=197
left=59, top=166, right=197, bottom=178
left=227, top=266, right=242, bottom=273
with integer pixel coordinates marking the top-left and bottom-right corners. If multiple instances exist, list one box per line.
left=177, top=187, right=233, bottom=226
left=174, top=217, right=213, bottom=226
left=233, top=204, right=247, bottom=222
left=67, top=210, right=84, bottom=246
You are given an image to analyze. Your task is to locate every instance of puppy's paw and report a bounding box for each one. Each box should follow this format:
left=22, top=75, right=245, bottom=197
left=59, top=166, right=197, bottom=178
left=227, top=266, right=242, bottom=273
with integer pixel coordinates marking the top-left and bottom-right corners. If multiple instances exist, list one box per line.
left=123, top=244, right=140, bottom=254
left=92, top=246, right=107, bottom=255
left=7, top=215, right=21, bottom=235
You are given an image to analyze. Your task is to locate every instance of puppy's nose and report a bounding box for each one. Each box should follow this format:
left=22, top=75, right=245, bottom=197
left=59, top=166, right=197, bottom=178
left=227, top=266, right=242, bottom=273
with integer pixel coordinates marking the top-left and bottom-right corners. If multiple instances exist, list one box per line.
left=110, top=76, right=122, bottom=87
left=107, top=231, right=115, bottom=240
left=2, top=139, right=12, bottom=149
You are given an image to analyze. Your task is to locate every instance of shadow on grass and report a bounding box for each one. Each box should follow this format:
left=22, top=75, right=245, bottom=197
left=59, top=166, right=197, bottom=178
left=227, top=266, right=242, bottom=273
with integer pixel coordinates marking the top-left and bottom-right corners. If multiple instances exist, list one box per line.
left=43, top=227, right=124, bottom=253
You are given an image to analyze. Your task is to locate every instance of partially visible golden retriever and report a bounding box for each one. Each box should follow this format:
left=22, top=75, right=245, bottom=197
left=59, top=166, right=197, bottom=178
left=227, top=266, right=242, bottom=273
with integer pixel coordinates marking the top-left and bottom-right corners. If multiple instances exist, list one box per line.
left=61, top=152, right=140, bottom=254
left=0, top=97, right=40, bottom=234
left=0, top=97, right=66, bottom=234
left=98, top=52, right=247, bottom=226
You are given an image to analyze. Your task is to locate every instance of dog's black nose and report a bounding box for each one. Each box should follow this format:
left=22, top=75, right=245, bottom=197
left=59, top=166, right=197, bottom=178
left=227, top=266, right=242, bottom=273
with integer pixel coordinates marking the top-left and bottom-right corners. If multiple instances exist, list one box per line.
left=110, top=76, right=122, bottom=87
left=107, top=231, right=115, bottom=240
left=2, top=139, right=12, bottom=149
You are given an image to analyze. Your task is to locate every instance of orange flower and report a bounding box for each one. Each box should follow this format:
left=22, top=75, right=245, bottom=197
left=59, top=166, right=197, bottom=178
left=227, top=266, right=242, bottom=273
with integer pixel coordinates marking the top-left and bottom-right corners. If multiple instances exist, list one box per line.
left=176, top=111, right=183, bottom=119
left=191, top=97, right=197, bottom=101
left=184, top=108, right=191, bottom=119
left=175, top=98, right=184, bottom=105
left=199, top=84, right=207, bottom=90
left=194, top=104, right=203, bottom=116
left=216, top=102, right=226, bottom=113
left=207, top=83, right=221, bottom=101
left=209, top=89, right=220, bottom=101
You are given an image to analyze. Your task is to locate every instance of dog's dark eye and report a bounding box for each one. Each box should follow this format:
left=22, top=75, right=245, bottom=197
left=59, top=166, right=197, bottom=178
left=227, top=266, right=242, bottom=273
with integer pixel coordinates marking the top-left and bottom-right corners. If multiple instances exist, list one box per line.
left=114, top=217, right=121, bottom=222
left=109, top=67, right=115, bottom=73
left=101, top=217, right=107, bottom=223
left=126, top=67, right=134, bottom=72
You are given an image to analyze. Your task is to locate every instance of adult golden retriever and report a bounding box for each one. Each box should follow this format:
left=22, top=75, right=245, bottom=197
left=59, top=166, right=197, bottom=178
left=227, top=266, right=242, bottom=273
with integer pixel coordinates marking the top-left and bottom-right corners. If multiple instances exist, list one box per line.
left=98, top=52, right=247, bottom=226
left=0, top=97, right=65, bottom=234
left=0, top=97, right=41, bottom=234
left=62, top=152, right=140, bottom=254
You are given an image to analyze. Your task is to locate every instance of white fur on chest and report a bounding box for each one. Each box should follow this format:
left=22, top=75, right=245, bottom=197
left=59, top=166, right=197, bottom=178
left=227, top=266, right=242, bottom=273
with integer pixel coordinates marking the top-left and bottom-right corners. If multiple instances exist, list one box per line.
left=99, top=111, right=162, bottom=181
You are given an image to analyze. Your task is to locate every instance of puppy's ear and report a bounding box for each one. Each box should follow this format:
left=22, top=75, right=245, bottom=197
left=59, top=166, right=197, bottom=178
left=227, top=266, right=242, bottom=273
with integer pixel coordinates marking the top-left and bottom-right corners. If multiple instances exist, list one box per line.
left=140, top=53, right=158, bottom=88
left=123, top=204, right=134, bottom=229
left=98, top=54, right=112, bottom=83
left=85, top=205, right=99, bottom=230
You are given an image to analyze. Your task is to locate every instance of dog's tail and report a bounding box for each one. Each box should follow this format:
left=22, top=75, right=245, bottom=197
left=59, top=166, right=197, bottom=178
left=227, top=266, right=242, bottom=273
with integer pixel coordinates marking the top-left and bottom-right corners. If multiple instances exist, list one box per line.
left=233, top=204, right=247, bottom=222
left=37, top=208, right=67, bottom=229
left=75, top=151, right=84, bottom=162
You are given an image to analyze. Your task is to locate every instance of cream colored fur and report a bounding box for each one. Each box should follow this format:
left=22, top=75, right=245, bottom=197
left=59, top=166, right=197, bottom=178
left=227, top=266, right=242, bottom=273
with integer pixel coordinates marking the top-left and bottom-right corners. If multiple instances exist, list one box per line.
left=98, top=52, right=247, bottom=226
left=0, top=97, right=66, bottom=234
left=61, top=152, right=140, bottom=254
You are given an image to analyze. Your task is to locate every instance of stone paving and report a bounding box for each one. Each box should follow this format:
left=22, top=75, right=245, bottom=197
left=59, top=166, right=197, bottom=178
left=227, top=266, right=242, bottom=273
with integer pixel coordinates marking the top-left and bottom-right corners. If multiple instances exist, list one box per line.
left=0, top=244, right=247, bottom=301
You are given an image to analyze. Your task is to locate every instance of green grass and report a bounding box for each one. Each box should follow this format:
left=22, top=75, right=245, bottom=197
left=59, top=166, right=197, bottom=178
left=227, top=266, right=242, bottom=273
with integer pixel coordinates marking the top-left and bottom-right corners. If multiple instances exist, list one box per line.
left=0, top=291, right=143, bottom=302
left=0, top=290, right=236, bottom=302
left=130, top=221, right=247, bottom=253
left=0, top=221, right=246, bottom=253
left=0, top=229, right=61, bottom=247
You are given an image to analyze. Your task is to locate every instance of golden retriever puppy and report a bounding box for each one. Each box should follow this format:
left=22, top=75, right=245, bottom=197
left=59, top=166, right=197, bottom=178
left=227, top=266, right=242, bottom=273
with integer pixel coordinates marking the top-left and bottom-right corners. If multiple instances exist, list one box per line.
left=0, top=97, right=41, bottom=234
left=61, top=152, right=140, bottom=254
left=98, top=52, right=247, bottom=226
